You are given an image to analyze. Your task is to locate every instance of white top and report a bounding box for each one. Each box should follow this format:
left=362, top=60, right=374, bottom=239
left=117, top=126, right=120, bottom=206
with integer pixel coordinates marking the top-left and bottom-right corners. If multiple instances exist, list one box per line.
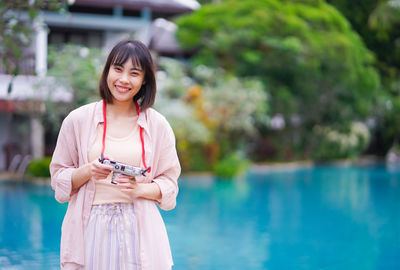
left=88, top=118, right=142, bottom=205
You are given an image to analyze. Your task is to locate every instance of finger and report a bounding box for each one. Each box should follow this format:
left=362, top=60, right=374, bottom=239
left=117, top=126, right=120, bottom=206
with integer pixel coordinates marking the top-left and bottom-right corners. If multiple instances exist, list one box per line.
left=93, top=169, right=112, bottom=178
left=94, top=158, right=112, bottom=167
left=116, top=178, right=130, bottom=184
left=95, top=163, right=112, bottom=171
left=93, top=170, right=111, bottom=178
left=116, top=182, right=131, bottom=188
left=116, top=177, right=136, bottom=185
left=93, top=173, right=110, bottom=179
left=118, top=175, right=135, bottom=181
left=120, top=189, right=134, bottom=193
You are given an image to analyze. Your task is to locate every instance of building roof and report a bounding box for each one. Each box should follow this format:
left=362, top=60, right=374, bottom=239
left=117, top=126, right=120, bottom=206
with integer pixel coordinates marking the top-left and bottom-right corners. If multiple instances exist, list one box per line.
left=0, top=75, right=73, bottom=103
left=0, top=75, right=73, bottom=113
left=73, top=0, right=200, bottom=13
left=149, top=18, right=181, bottom=55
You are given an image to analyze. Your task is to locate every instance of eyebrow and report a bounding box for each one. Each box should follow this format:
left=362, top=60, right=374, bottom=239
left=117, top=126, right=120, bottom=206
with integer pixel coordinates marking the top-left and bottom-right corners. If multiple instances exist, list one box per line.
left=112, top=63, right=143, bottom=72
left=130, top=67, right=143, bottom=72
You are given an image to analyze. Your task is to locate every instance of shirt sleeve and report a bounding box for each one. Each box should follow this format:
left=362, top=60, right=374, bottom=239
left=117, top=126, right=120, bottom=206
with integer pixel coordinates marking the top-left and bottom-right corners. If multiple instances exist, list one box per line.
left=50, top=116, right=78, bottom=203
left=152, top=123, right=181, bottom=211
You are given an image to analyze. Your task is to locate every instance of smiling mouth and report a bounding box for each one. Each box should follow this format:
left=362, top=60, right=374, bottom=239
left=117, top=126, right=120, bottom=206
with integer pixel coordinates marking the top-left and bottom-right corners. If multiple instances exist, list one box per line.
left=115, top=85, right=131, bottom=93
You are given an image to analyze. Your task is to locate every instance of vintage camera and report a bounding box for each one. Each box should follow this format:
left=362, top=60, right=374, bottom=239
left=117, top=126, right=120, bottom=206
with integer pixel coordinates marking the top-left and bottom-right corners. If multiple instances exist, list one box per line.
left=99, top=158, right=150, bottom=184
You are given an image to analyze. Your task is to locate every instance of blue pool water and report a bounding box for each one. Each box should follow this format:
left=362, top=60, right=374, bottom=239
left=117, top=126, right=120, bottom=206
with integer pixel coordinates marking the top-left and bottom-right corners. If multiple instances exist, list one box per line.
left=1, top=165, right=399, bottom=269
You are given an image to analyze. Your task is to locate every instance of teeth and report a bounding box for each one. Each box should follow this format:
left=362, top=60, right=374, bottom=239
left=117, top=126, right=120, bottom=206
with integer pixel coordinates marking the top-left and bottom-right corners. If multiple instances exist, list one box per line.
left=116, top=85, right=130, bottom=92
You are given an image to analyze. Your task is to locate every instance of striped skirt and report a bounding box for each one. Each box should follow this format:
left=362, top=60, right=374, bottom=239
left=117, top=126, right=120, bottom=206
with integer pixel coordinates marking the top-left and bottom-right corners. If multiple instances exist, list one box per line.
left=81, top=203, right=140, bottom=270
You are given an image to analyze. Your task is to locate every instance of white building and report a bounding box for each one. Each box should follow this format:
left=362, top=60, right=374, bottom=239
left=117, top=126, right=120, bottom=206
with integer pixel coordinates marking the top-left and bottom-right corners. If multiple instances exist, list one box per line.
left=0, top=0, right=199, bottom=172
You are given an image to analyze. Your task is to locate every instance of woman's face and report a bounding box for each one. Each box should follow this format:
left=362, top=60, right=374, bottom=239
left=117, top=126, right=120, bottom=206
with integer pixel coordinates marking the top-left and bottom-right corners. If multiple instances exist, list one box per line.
left=107, top=59, right=145, bottom=104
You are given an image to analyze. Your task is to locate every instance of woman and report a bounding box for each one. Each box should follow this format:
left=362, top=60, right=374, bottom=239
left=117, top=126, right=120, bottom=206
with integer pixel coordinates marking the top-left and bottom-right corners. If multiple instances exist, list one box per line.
left=50, top=40, right=181, bottom=270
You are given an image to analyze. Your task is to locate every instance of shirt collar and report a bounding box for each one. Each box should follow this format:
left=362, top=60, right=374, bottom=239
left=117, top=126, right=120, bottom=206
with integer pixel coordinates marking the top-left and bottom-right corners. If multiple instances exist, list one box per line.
left=137, top=107, right=149, bottom=132
left=94, top=100, right=104, bottom=125
left=94, top=99, right=149, bottom=132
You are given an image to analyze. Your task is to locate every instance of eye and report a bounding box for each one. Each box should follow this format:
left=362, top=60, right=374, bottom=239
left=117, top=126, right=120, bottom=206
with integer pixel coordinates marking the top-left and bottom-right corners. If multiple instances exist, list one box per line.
left=114, top=66, right=122, bottom=72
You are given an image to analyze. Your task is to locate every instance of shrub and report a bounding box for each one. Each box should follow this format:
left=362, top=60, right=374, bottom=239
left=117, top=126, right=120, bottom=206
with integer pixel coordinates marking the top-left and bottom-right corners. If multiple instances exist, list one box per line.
left=155, top=57, right=268, bottom=174
left=27, top=157, right=52, bottom=178
left=312, top=122, right=370, bottom=161
left=213, top=153, right=250, bottom=178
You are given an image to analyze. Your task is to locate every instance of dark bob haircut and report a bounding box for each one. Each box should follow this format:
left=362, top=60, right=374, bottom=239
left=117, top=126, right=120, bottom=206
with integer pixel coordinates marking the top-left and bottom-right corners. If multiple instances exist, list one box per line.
left=99, top=40, right=156, bottom=111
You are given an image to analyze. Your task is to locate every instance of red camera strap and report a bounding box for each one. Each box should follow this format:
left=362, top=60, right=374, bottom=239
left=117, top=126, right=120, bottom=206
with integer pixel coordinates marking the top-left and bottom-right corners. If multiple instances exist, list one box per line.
left=101, top=99, right=150, bottom=172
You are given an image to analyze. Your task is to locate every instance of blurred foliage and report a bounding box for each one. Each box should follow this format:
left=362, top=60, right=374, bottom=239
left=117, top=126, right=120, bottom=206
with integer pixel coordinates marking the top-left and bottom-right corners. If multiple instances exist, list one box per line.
left=176, top=0, right=381, bottom=161
left=27, top=157, right=51, bottom=177
left=329, top=0, right=400, bottom=154
left=369, top=1, right=400, bottom=34
left=329, top=0, right=400, bottom=71
left=368, top=0, right=400, bottom=149
left=0, top=0, right=65, bottom=89
left=41, top=44, right=104, bottom=133
left=327, top=0, right=379, bottom=36
left=213, top=152, right=250, bottom=179
left=177, top=0, right=380, bottom=127
left=46, top=44, right=104, bottom=107
left=196, top=0, right=222, bottom=5
left=312, top=122, right=371, bottom=161
left=155, top=57, right=268, bottom=173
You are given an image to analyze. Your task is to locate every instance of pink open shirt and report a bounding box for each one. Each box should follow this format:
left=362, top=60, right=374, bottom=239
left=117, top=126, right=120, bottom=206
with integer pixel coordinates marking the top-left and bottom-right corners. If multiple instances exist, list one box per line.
left=50, top=101, right=181, bottom=270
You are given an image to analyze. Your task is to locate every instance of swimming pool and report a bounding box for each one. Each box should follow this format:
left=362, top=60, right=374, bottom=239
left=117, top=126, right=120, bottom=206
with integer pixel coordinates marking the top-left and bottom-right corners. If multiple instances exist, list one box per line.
left=1, top=165, right=399, bottom=269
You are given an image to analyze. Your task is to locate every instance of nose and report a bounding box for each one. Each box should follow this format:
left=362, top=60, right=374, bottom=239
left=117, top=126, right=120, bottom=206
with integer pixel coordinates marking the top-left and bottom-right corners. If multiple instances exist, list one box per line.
left=119, top=72, right=129, bottom=84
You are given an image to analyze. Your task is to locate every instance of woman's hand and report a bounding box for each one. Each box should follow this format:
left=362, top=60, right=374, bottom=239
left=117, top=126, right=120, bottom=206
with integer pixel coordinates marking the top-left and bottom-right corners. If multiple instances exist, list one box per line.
left=89, top=159, right=112, bottom=181
left=116, top=176, right=162, bottom=201
left=71, top=159, right=112, bottom=194
left=116, top=175, right=142, bottom=199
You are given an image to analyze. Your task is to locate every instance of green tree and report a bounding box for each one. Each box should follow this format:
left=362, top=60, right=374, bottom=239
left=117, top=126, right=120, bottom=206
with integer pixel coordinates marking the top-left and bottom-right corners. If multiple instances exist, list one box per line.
left=176, top=0, right=380, bottom=160
left=329, top=0, right=399, bottom=73
left=368, top=0, right=400, bottom=147
left=329, top=0, right=400, bottom=154
left=196, top=0, right=223, bottom=4
left=177, top=0, right=379, bottom=127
